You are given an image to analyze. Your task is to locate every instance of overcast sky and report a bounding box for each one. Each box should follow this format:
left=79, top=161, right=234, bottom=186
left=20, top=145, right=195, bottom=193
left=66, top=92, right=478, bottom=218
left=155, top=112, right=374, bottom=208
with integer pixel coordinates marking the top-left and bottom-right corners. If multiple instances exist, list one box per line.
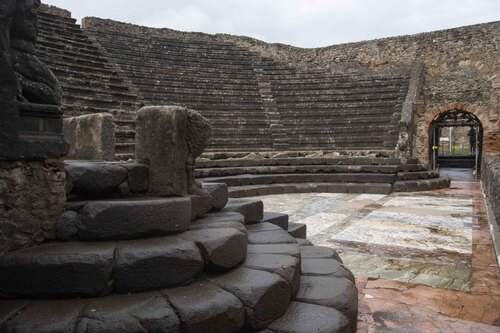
left=42, top=0, right=499, bottom=48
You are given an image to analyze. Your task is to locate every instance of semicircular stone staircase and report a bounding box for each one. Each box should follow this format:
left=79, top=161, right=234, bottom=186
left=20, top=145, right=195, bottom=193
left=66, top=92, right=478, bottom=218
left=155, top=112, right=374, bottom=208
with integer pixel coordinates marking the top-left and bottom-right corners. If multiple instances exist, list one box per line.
left=0, top=161, right=358, bottom=333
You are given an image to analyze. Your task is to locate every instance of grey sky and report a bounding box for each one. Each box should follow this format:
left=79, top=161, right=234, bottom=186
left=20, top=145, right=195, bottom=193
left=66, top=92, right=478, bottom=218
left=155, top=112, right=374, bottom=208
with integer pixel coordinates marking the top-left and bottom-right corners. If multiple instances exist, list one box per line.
left=42, top=0, right=499, bottom=48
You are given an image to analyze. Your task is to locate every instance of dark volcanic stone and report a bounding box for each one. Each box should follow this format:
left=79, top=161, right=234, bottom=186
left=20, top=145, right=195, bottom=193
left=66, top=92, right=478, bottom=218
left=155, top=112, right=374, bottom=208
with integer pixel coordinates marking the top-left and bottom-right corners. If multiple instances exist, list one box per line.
left=209, top=267, right=291, bottom=330
left=116, top=163, right=149, bottom=193
left=247, top=244, right=301, bottom=258
left=164, top=280, right=244, bottom=333
left=247, top=229, right=297, bottom=244
left=190, top=193, right=212, bottom=220
left=66, top=162, right=127, bottom=196
left=114, top=236, right=204, bottom=293
left=202, top=182, right=229, bottom=211
left=196, top=211, right=245, bottom=224
left=294, top=276, right=358, bottom=325
left=0, top=300, right=30, bottom=325
left=189, top=220, right=246, bottom=233
left=260, top=212, right=289, bottom=230
left=268, top=301, right=351, bottom=333
left=0, top=242, right=115, bottom=298
left=180, top=228, right=247, bottom=271
left=0, top=299, right=85, bottom=333
left=301, top=258, right=355, bottom=282
left=77, top=197, right=191, bottom=240
left=77, top=292, right=180, bottom=332
left=246, top=222, right=282, bottom=232
left=223, top=198, right=263, bottom=223
left=288, top=223, right=307, bottom=238
left=242, top=253, right=301, bottom=294
left=56, top=210, right=82, bottom=241
left=300, top=246, right=343, bottom=263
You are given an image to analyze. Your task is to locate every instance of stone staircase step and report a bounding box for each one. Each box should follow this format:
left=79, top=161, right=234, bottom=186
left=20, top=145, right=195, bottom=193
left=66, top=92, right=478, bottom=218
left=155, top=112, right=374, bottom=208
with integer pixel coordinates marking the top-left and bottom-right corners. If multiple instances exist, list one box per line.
left=294, top=276, right=358, bottom=329
left=0, top=242, right=115, bottom=299
left=267, top=301, right=351, bottom=333
left=179, top=228, right=247, bottom=271
left=201, top=182, right=229, bottom=211
left=66, top=197, right=191, bottom=241
left=300, top=246, right=343, bottom=263
left=397, top=170, right=439, bottom=181
left=208, top=267, right=291, bottom=330
left=393, top=177, right=451, bottom=192
left=222, top=198, right=264, bottom=223
left=246, top=223, right=297, bottom=244
left=301, top=258, right=354, bottom=282
left=288, top=223, right=307, bottom=239
left=113, top=236, right=204, bottom=293
left=259, top=212, right=289, bottom=230
left=242, top=253, right=301, bottom=295
left=164, top=281, right=245, bottom=333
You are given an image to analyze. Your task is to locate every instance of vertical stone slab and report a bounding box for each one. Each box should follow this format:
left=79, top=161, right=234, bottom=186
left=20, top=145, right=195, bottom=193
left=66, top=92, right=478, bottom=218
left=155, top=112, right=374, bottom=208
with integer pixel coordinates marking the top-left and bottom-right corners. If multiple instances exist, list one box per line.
left=135, top=106, right=211, bottom=197
left=63, top=113, right=116, bottom=160
left=135, top=106, right=189, bottom=196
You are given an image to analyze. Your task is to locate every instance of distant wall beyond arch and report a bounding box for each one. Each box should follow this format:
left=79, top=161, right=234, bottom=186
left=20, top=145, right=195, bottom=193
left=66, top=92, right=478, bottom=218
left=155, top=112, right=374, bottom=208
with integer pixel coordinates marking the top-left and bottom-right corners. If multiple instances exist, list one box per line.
left=416, top=102, right=498, bottom=165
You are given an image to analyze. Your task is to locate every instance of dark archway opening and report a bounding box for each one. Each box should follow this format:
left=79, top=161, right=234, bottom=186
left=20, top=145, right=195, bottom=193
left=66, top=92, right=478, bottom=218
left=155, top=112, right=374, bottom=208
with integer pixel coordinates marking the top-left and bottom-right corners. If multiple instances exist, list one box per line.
left=428, top=110, right=483, bottom=174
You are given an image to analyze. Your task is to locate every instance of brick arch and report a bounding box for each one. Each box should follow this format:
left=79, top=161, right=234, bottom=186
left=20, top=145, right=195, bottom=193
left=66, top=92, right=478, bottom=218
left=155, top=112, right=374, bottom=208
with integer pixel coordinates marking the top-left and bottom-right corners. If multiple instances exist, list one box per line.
left=416, top=103, right=493, bottom=165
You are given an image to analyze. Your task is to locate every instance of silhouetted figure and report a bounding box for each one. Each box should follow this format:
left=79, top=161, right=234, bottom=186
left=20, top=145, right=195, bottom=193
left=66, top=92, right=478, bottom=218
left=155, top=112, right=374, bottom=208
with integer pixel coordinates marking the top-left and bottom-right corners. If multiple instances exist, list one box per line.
left=467, top=127, right=476, bottom=154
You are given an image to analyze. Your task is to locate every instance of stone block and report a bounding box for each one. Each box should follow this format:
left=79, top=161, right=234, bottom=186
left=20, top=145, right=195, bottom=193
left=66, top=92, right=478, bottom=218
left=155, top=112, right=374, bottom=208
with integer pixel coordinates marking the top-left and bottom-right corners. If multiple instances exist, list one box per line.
left=117, top=163, right=149, bottom=193
left=209, top=267, right=291, bottom=330
left=135, top=106, right=211, bottom=197
left=190, top=193, right=212, bottom=220
left=0, top=299, right=85, bottom=333
left=260, top=212, right=289, bottom=230
left=164, top=281, right=245, bottom=333
left=77, top=292, right=180, bottom=332
left=243, top=253, right=301, bottom=294
left=288, top=223, right=307, bottom=239
left=223, top=198, right=264, bottom=224
left=294, top=276, right=358, bottom=326
left=247, top=244, right=301, bottom=258
left=301, top=258, right=354, bottom=282
left=114, top=236, right=204, bottom=293
left=247, top=229, right=297, bottom=244
left=202, top=182, right=229, bottom=211
left=195, top=211, right=245, bottom=224
left=77, top=197, right=191, bottom=240
left=180, top=228, right=247, bottom=271
left=65, top=161, right=127, bottom=197
left=300, top=246, right=343, bottom=263
left=0, top=242, right=115, bottom=298
left=63, top=113, right=115, bottom=160
left=268, top=301, right=351, bottom=333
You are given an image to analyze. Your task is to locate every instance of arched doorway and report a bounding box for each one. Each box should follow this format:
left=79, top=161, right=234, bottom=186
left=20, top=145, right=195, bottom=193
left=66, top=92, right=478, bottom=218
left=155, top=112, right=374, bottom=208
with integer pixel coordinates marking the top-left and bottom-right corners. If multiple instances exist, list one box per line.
left=428, top=110, right=483, bottom=174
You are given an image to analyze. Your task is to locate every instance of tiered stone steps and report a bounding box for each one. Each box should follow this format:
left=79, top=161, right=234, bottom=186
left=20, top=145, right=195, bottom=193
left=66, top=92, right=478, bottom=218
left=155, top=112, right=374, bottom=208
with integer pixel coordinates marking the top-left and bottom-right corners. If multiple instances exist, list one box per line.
left=0, top=161, right=358, bottom=332
left=260, top=58, right=410, bottom=150
left=196, top=157, right=450, bottom=196
left=83, top=21, right=274, bottom=152
left=36, top=6, right=142, bottom=159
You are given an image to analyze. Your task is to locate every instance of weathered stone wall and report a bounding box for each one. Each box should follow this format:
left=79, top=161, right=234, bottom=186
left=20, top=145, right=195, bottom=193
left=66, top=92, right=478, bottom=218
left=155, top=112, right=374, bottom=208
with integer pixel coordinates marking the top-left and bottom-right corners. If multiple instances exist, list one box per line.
left=0, top=158, right=66, bottom=255
left=482, top=156, right=500, bottom=227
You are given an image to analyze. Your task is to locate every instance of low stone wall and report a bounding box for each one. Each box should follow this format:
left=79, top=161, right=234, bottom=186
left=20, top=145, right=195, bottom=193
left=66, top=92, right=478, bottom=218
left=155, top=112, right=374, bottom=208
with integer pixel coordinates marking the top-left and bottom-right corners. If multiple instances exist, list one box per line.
left=0, top=159, right=66, bottom=255
left=63, top=113, right=116, bottom=161
left=482, top=156, right=500, bottom=227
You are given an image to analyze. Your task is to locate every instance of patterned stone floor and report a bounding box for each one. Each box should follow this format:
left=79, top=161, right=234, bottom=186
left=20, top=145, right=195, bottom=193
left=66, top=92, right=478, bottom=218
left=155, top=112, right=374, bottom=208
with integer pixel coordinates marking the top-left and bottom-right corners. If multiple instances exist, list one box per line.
left=250, top=170, right=500, bottom=332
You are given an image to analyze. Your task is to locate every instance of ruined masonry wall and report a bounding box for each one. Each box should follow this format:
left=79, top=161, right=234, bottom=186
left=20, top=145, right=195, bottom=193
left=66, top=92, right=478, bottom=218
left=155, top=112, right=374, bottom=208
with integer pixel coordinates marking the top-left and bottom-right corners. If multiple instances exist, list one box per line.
left=0, top=159, right=66, bottom=255
left=482, top=156, right=500, bottom=227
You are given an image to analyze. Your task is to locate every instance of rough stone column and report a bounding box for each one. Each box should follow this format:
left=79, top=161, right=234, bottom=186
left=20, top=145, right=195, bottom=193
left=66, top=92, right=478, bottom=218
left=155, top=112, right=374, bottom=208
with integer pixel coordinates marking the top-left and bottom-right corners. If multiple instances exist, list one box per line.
left=135, top=106, right=211, bottom=197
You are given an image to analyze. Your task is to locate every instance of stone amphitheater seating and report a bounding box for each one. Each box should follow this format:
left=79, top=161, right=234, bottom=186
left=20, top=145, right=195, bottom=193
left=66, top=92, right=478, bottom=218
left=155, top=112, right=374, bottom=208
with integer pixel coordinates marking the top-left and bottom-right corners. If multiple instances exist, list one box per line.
left=36, top=7, right=414, bottom=160
left=196, top=156, right=450, bottom=196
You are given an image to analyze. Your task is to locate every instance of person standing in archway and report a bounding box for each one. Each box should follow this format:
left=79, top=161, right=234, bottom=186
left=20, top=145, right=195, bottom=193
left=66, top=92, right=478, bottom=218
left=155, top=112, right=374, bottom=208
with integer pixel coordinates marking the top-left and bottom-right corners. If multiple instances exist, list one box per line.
left=467, top=126, right=476, bottom=154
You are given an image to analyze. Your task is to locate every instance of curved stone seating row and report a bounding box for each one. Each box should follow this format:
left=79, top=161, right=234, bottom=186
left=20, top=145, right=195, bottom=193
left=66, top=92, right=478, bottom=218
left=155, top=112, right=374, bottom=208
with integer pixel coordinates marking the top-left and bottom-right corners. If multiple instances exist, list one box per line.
left=196, top=157, right=450, bottom=195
